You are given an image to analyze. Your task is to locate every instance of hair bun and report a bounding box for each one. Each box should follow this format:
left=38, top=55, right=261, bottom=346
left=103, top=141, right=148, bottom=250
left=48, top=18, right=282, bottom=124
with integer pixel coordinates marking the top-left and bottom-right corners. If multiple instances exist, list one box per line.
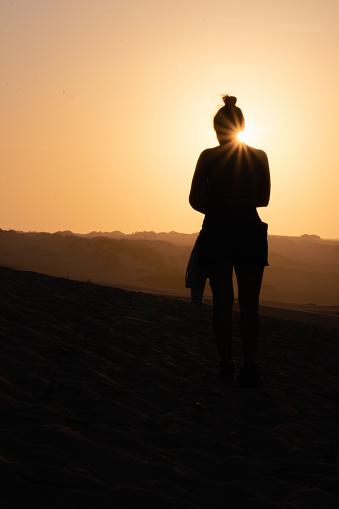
left=222, top=95, right=237, bottom=108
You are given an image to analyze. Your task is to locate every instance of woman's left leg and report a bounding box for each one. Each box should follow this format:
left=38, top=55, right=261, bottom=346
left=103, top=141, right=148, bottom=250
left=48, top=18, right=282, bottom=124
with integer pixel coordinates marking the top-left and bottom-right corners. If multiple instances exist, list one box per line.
left=209, top=262, right=234, bottom=363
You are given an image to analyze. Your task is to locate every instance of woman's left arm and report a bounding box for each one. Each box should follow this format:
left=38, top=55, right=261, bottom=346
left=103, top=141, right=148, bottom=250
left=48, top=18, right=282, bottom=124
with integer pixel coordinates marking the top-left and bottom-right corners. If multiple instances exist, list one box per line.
left=256, top=151, right=271, bottom=207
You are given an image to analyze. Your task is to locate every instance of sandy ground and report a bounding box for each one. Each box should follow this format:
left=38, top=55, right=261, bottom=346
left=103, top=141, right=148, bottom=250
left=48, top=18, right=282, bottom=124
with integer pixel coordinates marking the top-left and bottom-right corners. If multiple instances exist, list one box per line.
left=0, top=266, right=338, bottom=508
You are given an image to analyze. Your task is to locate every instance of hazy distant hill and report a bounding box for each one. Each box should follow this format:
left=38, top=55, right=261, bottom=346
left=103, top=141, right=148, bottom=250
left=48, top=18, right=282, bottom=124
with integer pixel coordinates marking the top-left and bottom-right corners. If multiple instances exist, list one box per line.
left=1, top=229, right=338, bottom=306
left=0, top=229, right=192, bottom=294
left=55, top=230, right=198, bottom=245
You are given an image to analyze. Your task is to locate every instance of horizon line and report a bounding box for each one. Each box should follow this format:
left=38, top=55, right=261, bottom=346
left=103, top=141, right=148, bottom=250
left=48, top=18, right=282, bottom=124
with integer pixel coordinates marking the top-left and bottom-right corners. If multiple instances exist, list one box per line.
left=1, top=228, right=338, bottom=242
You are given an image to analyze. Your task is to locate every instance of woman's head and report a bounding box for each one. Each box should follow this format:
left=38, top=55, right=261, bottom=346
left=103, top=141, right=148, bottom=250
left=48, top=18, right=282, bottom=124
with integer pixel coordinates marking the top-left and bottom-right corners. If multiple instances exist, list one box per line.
left=213, top=95, right=245, bottom=143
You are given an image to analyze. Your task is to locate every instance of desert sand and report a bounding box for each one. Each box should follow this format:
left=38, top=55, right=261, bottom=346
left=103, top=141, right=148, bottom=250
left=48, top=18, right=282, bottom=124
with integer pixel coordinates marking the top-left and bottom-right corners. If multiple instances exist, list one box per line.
left=0, top=266, right=338, bottom=508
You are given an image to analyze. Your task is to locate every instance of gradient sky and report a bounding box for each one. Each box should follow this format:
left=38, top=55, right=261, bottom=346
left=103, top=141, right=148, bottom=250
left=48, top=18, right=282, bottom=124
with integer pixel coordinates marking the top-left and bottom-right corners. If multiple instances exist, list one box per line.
left=1, top=0, right=338, bottom=237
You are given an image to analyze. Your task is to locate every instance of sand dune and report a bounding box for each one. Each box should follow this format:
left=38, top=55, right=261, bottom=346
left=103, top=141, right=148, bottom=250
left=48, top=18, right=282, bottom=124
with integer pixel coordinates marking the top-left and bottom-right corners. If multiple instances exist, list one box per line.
left=0, top=266, right=338, bottom=508
left=1, top=229, right=339, bottom=307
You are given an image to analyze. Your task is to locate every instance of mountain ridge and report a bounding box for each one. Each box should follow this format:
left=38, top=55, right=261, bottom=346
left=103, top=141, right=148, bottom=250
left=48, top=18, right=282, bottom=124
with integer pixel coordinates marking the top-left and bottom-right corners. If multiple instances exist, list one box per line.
left=1, top=229, right=338, bottom=306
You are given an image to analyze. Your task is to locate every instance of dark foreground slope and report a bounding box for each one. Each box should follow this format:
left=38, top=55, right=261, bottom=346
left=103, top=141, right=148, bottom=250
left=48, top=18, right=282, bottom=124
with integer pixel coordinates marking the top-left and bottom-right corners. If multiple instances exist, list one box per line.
left=0, top=266, right=338, bottom=508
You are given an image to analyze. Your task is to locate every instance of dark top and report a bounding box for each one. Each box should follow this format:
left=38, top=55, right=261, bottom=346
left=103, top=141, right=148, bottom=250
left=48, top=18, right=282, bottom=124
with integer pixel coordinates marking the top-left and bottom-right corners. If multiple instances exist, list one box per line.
left=189, top=142, right=271, bottom=268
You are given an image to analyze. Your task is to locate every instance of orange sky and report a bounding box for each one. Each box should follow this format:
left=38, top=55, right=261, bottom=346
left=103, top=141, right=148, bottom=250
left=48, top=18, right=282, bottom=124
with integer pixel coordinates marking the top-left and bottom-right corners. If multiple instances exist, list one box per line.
left=1, top=0, right=339, bottom=238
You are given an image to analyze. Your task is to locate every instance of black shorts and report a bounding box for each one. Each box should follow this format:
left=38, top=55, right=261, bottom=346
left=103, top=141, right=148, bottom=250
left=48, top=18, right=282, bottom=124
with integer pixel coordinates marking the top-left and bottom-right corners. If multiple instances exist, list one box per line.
left=198, top=207, right=268, bottom=267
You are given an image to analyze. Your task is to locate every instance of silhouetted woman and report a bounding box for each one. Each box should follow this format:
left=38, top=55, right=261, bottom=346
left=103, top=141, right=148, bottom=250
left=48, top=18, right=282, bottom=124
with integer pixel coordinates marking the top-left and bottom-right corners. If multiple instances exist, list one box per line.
left=189, top=95, right=270, bottom=387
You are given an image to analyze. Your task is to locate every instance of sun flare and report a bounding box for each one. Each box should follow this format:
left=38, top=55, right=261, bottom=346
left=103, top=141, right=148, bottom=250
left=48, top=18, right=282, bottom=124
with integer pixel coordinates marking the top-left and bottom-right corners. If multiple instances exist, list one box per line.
left=237, top=122, right=258, bottom=145
left=237, top=130, right=247, bottom=143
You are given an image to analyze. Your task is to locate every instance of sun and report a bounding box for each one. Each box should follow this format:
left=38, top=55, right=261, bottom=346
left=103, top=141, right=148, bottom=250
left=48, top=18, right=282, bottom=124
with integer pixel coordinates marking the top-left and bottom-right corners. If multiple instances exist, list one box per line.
left=237, top=130, right=247, bottom=143
left=237, top=122, right=258, bottom=145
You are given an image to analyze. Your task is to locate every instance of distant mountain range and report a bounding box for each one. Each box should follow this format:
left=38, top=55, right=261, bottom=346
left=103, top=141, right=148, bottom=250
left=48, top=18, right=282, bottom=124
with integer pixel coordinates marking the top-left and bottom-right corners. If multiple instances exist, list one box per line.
left=1, top=229, right=338, bottom=306
left=54, top=230, right=199, bottom=245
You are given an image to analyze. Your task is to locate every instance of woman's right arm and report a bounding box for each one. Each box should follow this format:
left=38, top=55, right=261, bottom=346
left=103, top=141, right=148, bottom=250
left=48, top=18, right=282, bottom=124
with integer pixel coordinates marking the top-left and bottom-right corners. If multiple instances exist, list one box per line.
left=189, top=151, right=209, bottom=214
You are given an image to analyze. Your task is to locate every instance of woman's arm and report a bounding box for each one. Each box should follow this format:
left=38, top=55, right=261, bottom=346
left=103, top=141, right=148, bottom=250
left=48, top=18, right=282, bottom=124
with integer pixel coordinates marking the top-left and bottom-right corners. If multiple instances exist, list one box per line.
left=256, top=151, right=271, bottom=207
left=189, top=151, right=209, bottom=214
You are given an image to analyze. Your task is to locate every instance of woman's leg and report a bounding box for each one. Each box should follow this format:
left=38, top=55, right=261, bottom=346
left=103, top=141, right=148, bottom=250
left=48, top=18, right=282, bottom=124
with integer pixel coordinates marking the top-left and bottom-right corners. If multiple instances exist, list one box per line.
left=209, top=262, right=234, bottom=363
left=234, top=264, right=264, bottom=366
